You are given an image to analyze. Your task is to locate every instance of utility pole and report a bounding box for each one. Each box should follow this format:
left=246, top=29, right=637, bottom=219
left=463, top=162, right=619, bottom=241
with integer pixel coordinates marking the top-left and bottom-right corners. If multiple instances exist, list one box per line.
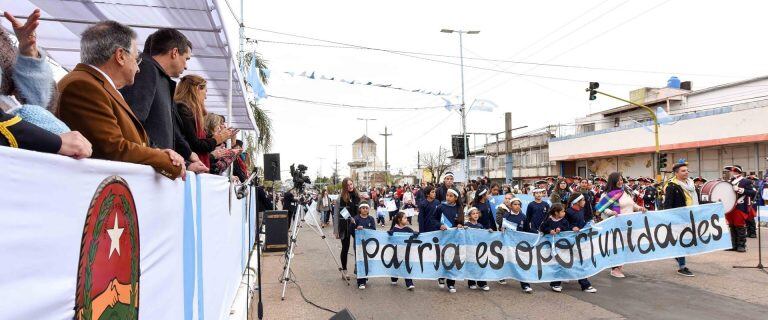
left=379, top=126, right=392, bottom=179
left=441, top=28, right=479, bottom=183
left=329, top=144, right=342, bottom=185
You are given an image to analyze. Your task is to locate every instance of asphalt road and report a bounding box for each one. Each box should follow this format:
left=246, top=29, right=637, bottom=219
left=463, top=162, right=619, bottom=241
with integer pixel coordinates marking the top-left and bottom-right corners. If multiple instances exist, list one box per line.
left=250, top=214, right=768, bottom=320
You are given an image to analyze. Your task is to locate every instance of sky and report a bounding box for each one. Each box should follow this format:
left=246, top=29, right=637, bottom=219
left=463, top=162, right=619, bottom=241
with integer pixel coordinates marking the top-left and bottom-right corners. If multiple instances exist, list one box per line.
left=229, top=0, right=768, bottom=180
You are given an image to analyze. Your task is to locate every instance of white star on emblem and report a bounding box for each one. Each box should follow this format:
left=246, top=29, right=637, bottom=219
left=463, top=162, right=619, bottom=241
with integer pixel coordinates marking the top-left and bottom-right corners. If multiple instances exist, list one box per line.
left=106, top=215, right=124, bottom=259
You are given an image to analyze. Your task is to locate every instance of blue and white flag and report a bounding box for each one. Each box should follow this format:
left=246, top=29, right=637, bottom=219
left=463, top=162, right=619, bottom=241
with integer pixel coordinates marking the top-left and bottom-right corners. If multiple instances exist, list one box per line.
left=471, top=99, right=498, bottom=112
left=441, top=214, right=453, bottom=228
left=245, top=55, right=267, bottom=100
left=501, top=219, right=517, bottom=231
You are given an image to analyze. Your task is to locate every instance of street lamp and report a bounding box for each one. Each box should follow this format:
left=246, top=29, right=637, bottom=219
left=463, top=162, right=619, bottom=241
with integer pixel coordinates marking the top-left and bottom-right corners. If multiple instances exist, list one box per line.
left=586, top=83, right=662, bottom=181
left=441, top=28, right=480, bottom=183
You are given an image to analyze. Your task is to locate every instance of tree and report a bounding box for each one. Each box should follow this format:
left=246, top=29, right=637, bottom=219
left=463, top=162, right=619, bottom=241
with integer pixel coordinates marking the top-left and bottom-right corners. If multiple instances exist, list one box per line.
left=420, top=148, right=451, bottom=183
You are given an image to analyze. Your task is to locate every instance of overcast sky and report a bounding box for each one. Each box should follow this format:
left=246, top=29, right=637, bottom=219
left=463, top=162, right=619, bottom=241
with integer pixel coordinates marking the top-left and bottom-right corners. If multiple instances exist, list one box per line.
left=230, top=0, right=768, bottom=180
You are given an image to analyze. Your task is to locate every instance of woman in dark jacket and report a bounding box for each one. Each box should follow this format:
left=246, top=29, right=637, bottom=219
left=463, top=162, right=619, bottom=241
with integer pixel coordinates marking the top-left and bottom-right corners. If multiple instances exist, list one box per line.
left=337, top=177, right=360, bottom=279
left=174, top=75, right=235, bottom=168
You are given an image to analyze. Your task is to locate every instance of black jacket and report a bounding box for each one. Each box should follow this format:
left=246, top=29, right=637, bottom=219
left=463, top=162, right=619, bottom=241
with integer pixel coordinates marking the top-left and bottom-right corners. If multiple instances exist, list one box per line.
left=663, top=183, right=687, bottom=209
left=0, top=109, right=61, bottom=153
left=176, top=102, right=218, bottom=154
left=120, top=54, right=190, bottom=159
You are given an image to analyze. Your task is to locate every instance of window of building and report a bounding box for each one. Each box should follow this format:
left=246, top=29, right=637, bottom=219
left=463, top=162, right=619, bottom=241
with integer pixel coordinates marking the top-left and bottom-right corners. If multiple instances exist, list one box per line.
left=580, top=123, right=595, bottom=133
left=613, top=117, right=620, bottom=127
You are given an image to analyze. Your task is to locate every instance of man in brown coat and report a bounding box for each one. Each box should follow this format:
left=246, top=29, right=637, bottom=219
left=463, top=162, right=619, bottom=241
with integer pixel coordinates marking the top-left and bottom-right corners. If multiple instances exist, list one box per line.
left=57, top=21, right=184, bottom=179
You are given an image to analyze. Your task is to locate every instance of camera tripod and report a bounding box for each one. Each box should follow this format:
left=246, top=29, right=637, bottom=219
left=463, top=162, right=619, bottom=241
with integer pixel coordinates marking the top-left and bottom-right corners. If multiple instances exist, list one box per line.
left=280, top=192, right=350, bottom=301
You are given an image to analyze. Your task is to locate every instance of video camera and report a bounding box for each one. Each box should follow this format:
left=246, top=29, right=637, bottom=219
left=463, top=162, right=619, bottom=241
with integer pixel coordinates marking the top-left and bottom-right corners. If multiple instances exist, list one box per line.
left=290, top=164, right=311, bottom=192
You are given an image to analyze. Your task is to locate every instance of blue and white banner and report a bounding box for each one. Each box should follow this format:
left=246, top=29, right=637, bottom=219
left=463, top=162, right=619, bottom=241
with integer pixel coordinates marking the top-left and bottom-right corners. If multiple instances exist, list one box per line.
left=355, top=203, right=730, bottom=282
left=0, top=147, right=254, bottom=320
left=488, top=194, right=551, bottom=213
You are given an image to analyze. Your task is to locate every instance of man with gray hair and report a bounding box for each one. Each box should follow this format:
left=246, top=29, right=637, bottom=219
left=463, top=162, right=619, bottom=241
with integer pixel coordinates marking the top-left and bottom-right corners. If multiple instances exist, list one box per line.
left=57, top=20, right=185, bottom=179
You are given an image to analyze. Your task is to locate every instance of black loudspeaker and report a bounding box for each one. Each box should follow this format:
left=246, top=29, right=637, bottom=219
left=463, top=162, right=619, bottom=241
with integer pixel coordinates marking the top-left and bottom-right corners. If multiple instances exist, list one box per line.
left=264, top=210, right=289, bottom=252
left=451, top=134, right=467, bottom=159
left=329, top=308, right=357, bottom=320
left=264, top=153, right=281, bottom=181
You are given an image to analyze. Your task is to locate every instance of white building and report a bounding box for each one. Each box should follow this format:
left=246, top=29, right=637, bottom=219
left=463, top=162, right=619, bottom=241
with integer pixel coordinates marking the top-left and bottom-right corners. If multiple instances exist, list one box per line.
left=549, top=76, right=768, bottom=180
left=348, top=135, right=385, bottom=187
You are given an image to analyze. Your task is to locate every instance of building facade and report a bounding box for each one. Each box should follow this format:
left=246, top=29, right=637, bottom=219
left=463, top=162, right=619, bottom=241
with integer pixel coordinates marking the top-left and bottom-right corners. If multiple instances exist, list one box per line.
left=348, top=135, right=386, bottom=187
left=549, top=76, right=768, bottom=180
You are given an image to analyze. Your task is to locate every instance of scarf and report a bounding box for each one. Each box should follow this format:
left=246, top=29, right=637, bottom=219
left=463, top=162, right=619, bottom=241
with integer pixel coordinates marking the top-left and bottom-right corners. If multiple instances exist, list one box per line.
left=596, top=189, right=623, bottom=214
left=671, top=177, right=698, bottom=206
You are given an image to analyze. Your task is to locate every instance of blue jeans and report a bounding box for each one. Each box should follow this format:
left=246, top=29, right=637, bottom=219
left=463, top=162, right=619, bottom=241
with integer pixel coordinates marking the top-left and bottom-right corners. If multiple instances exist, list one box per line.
left=675, top=257, right=686, bottom=268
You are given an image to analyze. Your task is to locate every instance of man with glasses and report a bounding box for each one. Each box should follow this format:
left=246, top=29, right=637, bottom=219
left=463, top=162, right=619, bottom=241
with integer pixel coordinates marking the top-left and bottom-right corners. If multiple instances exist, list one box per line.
left=57, top=21, right=185, bottom=180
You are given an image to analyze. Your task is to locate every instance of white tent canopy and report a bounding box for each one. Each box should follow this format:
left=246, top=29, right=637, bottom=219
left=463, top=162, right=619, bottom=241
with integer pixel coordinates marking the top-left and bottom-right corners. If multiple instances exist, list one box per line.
left=2, top=0, right=256, bottom=130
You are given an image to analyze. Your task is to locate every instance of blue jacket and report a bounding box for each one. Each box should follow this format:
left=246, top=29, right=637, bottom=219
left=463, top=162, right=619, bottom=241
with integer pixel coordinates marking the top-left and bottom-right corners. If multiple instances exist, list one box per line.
left=540, top=217, right=571, bottom=234
left=435, top=202, right=461, bottom=229
left=390, top=225, right=415, bottom=233
left=565, top=206, right=587, bottom=229
left=501, top=211, right=526, bottom=232
left=418, top=199, right=440, bottom=232
left=353, top=215, right=377, bottom=231
left=464, top=221, right=484, bottom=229
left=525, top=201, right=550, bottom=233
left=474, top=201, right=497, bottom=230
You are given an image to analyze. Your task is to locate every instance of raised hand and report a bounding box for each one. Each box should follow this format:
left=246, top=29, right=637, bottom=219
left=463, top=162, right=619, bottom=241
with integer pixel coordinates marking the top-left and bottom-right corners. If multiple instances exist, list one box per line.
left=3, top=9, right=41, bottom=57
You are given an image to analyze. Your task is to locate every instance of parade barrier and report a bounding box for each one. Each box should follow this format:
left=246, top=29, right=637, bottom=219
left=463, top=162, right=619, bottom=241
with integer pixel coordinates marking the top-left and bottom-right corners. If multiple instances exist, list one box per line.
left=355, top=203, right=731, bottom=282
left=0, top=147, right=256, bottom=320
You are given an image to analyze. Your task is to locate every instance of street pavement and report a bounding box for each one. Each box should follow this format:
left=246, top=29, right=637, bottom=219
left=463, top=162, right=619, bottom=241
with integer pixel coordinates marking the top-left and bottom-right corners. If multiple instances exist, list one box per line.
left=250, top=214, right=768, bottom=320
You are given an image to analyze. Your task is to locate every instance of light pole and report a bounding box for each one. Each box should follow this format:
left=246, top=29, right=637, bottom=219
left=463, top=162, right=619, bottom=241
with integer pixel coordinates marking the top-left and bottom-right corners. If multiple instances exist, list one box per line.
left=329, top=144, right=342, bottom=185
left=441, top=28, right=479, bottom=183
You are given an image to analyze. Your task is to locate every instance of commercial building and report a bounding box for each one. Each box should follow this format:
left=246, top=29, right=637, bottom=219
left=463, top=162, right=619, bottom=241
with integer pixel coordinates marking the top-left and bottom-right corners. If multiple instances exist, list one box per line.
left=549, top=76, right=768, bottom=180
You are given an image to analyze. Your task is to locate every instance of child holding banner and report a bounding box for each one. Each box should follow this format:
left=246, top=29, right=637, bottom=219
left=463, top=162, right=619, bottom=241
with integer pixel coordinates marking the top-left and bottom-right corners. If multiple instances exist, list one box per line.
left=497, top=197, right=534, bottom=293
left=352, top=203, right=377, bottom=289
left=436, top=188, right=463, bottom=293
left=465, top=208, right=491, bottom=291
left=540, top=204, right=598, bottom=294
left=388, top=212, right=416, bottom=290
left=472, top=186, right=498, bottom=231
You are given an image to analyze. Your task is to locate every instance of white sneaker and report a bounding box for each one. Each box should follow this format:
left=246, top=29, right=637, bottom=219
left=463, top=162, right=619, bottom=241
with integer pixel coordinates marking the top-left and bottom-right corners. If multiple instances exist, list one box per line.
left=407, top=285, right=415, bottom=290
left=583, top=286, right=597, bottom=293
left=551, top=286, right=563, bottom=292
left=448, top=286, right=456, bottom=293
left=358, top=284, right=366, bottom=290
left=391, top=281, right=398, bottom=285
left=523, top=286, right=534, bottom=294
left=469, top=284, right=478, bottom=290
left=498, top=280, right=507, bottom=285
left=438, top=279, right=445, bottom=288
left=610, top=269, right=626, bottom=278
left=481, top=285, right=490, bottom=291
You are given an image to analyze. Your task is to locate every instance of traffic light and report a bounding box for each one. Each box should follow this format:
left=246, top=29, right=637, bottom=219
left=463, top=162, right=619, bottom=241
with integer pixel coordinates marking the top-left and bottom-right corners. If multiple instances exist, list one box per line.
left=587, top=82, right=599, bottom=100
left=657, top=153, right=668, bottom=171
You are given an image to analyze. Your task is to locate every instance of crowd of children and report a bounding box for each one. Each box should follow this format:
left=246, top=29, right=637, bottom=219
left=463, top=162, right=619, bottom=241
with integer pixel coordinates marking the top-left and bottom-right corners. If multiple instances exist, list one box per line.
left=347, top=183, right=599, bottom=295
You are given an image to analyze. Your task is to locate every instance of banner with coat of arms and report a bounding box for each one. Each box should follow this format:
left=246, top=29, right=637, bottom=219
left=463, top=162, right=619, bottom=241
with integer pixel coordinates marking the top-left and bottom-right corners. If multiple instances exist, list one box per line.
left=0, top=147, right=256, bottom=320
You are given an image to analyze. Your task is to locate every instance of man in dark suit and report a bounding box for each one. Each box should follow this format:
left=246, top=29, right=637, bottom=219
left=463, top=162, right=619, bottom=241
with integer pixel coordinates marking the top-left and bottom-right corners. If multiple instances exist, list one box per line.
left=119, top=28, right=208, bottom=173
left=57, top=21, right=184, bottom=179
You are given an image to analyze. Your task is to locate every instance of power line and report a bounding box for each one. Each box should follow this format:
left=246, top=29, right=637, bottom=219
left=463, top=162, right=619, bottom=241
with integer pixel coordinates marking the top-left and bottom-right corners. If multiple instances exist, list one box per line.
left=267, top=95, right=450, bottom=111
left=252, top=38, right=736, bottom=78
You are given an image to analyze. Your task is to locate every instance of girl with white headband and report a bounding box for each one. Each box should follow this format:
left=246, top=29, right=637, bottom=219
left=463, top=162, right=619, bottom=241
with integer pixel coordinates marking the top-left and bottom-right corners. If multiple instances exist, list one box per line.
left=434, top=187, right=463, bottom=293
left=472, top=185, right=497, bottom=231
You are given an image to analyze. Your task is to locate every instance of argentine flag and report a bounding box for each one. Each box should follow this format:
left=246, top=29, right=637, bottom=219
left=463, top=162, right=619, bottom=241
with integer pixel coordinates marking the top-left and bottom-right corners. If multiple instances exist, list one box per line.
left=501, top=219, right=517, bottom=231
left=441, top=214, right=453, bottom=228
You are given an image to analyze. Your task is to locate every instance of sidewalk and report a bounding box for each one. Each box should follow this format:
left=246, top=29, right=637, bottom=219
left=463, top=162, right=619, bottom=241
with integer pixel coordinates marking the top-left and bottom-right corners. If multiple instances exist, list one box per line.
left=250, top=217, right=768, bottom=320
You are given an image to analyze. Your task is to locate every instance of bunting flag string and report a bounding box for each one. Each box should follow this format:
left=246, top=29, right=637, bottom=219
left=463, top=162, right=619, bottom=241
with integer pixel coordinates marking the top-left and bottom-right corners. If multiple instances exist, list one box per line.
left=280, top=70, right=452, bottom=97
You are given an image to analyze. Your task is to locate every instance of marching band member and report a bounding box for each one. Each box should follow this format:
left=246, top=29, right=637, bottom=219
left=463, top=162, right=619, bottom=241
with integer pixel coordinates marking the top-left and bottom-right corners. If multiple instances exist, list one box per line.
left=724, top=165, right=757, bottom=252
left=642, top=177, right=658, bottom=211
left=693, top=177, right=707, bottom=204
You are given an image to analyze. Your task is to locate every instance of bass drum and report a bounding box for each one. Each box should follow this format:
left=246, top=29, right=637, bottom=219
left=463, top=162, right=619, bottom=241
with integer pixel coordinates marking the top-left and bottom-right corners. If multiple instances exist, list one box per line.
left=700, top=180, right=736, bottom=212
